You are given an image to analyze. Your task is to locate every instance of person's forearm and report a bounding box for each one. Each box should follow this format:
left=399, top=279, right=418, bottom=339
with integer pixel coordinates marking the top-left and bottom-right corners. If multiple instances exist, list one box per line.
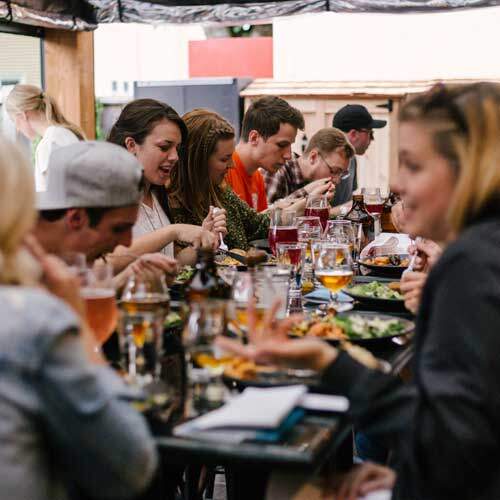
left=176, top=247, right=197, bottom=266
left=128, top=225, right=179, bottom=255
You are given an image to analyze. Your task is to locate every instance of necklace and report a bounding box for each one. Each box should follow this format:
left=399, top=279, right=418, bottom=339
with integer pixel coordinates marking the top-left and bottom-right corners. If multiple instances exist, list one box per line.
left=142, top=194, right=164, bottom=232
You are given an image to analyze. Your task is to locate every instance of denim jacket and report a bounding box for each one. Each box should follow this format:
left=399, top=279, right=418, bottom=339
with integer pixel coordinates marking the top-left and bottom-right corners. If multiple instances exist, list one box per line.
left=0, top=286, right=158, bottom=500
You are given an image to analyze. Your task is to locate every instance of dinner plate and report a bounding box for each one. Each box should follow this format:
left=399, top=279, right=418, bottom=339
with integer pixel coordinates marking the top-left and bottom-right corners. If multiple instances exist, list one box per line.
left=222, top=368, right=319, bottom=391
left=290, top=311, right=414, bottom=347
left=343, top=284, right=407, bottom=313
left=358, top=254, right=409, bottom=278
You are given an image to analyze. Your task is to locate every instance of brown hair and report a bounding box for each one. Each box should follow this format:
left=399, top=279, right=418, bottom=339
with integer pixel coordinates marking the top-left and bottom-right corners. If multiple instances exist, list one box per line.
left=304, top=127, right=355, bottom=159
left=108, top=98, right=187, bottom=213
left=399, top=82, right=500, bottom=232
left=6, top=84, right=85, bottom=140
left=169, top=109, right=235, bottom=222
left=107, top=98, right=187, bottom=148
left=240, top=96, right=304, bottom=142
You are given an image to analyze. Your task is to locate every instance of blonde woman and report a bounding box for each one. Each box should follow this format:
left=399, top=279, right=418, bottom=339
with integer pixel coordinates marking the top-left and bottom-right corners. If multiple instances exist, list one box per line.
left=0, top=136, right=157, bottom=499
left=219, top=82, right=500, bottom=499
left=6, top=84, right=84, bottom=191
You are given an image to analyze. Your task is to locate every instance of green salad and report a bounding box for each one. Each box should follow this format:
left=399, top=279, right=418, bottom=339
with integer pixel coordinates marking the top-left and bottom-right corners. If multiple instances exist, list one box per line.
left=164, top=312, right=183, bottom=330
left=348, top=281, right=403, bottom=301
left=335, top=314, right=406, bottom=339
left=174, top=266, right=194, bottom=284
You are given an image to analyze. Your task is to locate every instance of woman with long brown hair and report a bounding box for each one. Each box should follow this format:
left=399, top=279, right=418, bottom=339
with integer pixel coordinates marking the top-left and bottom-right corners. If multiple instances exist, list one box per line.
left=6, top=84, right=85, bottom=192
left=107, top=99, right=225, bottom=263
left=169, top=108, right=269, bottom=250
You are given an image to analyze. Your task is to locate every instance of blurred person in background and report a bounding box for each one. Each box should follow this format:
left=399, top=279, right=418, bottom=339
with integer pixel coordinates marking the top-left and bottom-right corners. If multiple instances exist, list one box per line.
left=332, top=104, right=387, bottom=213
left=263, top=127, right=353, bottom=207
left=107, top=99, right=224, bottom=264
left=5, top=84, right=84, bottom=192
left=0, top=136, right=157, bottom=500
left=169, top=108, right=271, bottom=250
left=33, top=141, right=178, bottom=289
left=226, top=96, right=305, bottom=212
left=220, top=82, right=500, bottom=500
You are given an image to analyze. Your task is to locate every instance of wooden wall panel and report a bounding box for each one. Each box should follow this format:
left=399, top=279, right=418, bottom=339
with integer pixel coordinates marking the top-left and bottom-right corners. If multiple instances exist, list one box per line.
left=44, top=30, right=95, bottom=139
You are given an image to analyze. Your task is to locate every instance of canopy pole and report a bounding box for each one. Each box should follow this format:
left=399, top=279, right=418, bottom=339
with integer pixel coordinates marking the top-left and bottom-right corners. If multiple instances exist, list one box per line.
left=43, top=29, right=96, bottom=139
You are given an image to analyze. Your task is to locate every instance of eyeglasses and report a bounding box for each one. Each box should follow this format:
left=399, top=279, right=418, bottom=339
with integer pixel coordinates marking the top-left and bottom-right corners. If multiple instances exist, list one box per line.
left=319, top=154, right=350, bottom=181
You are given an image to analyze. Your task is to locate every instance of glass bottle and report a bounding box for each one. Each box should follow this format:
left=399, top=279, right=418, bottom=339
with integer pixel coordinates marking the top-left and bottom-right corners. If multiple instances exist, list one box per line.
left=186, top=248, right=231, bottom=302
left=381, top=192, right=400, bottom=233
left=344, top=194, right=376, bottom=251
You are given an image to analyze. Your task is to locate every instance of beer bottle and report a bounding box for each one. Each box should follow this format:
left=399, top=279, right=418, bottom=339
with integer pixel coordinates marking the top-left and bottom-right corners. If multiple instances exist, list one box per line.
left=186, top=248, right=231, bottom=302
left=344, top=194, right=376, bottom=250
left=381, top=192, right=400, bottom=233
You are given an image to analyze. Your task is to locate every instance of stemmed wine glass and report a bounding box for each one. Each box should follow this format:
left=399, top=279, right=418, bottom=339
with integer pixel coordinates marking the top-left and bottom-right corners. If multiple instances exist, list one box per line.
left=268, top=209, right=298, bottom=256
left=362, top=187, right=384, bottom=215
left=304, top=194, right=329, bottom=231
left=314, top=242, right=353, bottom=308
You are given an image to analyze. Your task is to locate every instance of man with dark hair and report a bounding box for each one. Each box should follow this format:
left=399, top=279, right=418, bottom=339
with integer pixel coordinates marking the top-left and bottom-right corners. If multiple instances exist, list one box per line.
left=226, top=96, right=305, bottom=212
left=332, top=104, right=387, bottom=209
left=33, top=141, right=178, bottom=285
left=263, top=127, right=354, bottom=204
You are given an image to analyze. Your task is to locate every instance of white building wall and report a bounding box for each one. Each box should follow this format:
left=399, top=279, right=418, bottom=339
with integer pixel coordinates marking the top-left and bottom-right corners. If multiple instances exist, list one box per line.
left=94, top=23, right=206, bottom=98
left=273, top=7, right=500, bottom=82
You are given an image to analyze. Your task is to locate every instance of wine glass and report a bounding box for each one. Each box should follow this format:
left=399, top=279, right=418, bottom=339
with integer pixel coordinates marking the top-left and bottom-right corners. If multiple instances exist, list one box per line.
left=362, top=187, right=384, bottom=215
left=324, top=220, right=355, bottom=245
left=119, top=272, right=170, bottom=381
left=276, top=242, right=307, bottom=286
left=314, top=242, right=353, bottom=307
left=304, top=194, right=329, bottom=231
left=80, top=262, right=117, bottom=347
left=268, top=209, right=298, bottom=256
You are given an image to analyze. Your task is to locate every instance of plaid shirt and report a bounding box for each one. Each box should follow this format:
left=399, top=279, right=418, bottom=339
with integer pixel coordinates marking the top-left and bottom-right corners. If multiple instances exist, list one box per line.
left=262, top=156, right=308, bottom=204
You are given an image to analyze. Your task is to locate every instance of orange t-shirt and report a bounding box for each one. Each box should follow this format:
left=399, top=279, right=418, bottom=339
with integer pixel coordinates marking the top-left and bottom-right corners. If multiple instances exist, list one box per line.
left=225, top=151, right=268, bottom=212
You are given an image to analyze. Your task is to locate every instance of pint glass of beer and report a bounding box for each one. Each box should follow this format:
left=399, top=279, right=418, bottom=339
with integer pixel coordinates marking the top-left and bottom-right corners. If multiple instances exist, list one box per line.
left=81, top=263, right=117, bottom=345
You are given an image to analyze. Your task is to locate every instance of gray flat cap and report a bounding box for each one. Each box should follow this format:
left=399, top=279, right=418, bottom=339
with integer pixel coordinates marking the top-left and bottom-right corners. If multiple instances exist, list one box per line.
left=37, top=141, right=143, bottom=210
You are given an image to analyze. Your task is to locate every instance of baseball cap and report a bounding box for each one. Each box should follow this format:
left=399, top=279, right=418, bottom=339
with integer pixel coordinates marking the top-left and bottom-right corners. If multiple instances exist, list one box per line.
left=332, top=105, right=387, bottom=132
left=37, top=141, right=143, bottom=210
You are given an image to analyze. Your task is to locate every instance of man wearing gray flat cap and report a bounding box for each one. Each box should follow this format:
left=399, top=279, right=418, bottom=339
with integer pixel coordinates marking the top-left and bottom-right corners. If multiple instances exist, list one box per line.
left=33, top=141, right=178, bottom=284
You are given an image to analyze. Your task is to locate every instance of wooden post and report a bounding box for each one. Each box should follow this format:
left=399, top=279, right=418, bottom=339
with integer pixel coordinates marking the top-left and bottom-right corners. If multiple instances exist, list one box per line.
left=43, top=30, right=95, bottom=139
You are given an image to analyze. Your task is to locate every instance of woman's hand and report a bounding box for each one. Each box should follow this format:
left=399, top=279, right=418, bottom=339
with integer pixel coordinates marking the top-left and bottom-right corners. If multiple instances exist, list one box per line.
left=24, top=235, right=85, bottom=317
left=408, top=239, right=442, bottom=273
left=337, top=462, right=396, bottom=500
left=400, top=270, right=427, bottom=314
left=175, top=224, right=218, bottom=250
left=217, top=299, right=338, bottom=372
left=202, top=206, right=228, bottom=238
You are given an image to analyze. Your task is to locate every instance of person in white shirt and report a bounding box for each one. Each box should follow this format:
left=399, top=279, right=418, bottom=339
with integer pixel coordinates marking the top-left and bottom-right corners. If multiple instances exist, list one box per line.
left=6, top=84, right=84, bottom=192
left=107, top=98, right=226, bottom=265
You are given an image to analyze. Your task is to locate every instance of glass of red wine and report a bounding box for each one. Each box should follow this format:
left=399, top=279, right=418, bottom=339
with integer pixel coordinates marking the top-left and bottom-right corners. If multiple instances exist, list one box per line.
left=362, top=187, right=384, bottom=215
left=304, top=194, right=329, bottom=231
left=268, top=209, right=298, bottom=256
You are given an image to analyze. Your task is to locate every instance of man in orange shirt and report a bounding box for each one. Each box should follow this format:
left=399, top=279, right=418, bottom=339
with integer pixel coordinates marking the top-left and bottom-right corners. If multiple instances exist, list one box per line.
left=226, top=96, right=305, bottom=212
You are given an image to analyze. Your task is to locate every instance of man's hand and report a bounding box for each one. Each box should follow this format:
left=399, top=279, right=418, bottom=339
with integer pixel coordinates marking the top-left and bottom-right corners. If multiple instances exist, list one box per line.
left=129, top=253, right=179, bottom=285
left=305, top=178, right=335, bottom=197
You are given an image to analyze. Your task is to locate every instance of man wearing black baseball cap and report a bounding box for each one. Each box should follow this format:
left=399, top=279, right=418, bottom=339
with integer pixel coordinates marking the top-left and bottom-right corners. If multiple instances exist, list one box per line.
left=332, top=104, right=387, bottom=209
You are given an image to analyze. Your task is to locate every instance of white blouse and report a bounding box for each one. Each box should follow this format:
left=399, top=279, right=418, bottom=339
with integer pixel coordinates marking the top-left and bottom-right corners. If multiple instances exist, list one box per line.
left=35, top=126, right=79, bottom=192
left=132, top=193, right=174, bottom=258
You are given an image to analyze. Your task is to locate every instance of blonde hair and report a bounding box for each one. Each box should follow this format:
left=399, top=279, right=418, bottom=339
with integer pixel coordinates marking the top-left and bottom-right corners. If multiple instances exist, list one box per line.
left=400, top=82, right=500, bottom=233
left=0, top=136, right=40, bottom=285
left=6, top=84, right=85, bottom=140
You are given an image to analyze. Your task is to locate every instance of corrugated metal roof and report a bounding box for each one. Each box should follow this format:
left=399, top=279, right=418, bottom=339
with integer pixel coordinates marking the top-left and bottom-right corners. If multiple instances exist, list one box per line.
left=240, top=78, right=500, bottom=98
